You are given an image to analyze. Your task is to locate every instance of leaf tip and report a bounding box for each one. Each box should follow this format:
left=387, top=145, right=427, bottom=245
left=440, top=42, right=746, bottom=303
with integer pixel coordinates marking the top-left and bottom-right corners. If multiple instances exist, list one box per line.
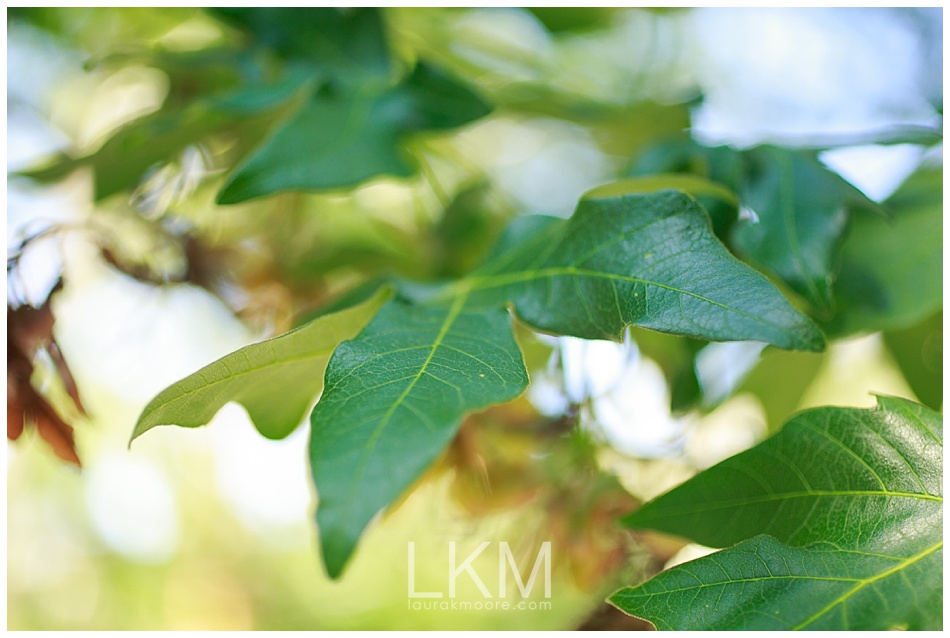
left=215, top=181, right=244, bottom=206
left=788, top=315, right=827, bottom=353
left=317, top=521, right=358, bottom=580
left=607, top=587, right=657, bottom=629
left=128, top=417, right=153, bottom=447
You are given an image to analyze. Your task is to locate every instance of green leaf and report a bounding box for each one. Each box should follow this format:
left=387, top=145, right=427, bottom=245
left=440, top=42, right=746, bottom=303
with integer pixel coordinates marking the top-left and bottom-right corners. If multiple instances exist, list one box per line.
left=466, top=190, right=825, bottom=351
left=883, top=311, right=943, bottom=411
left=623, top=395, right=941, bottom=547
left=19, top=108, right=227, bottom=201
left=18, top=71, right=310, bottom=201
left=631, top=142, right=882, bottom=312
left=731, top=146, right=875, bottom=313
left=211, top=7, right=393, bottom=83
left=612, top=396, right=942, bottom=630
left=630, top=140, right=744, bottom=188
left=303, top=191, right=823, bottom=573
left=584, top=174, right=738, bottom=206
left=589, top=174, right=739, bottom=241
left=829, top=167, right=943, bottom=335
left=629, top=141, right=744, bottom=239
left=132, top=286, right=391, bottom=441
left=433, top=184, right=506, bottom=278
left=610, top=533, right=942, bottom=630
left=527, top=7, right=618, bottom=34
left=216, top=63, right=491, bottom=204
left=737, top=347, right=825, bottom=432
left=309, top=294, right=528, bottom=577
left=208, top=67, right=319, bottom=115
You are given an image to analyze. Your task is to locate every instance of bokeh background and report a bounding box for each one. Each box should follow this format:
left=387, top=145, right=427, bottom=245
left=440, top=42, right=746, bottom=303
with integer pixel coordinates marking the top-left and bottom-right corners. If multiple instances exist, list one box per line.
left=7, top=7, right=942, bottom=630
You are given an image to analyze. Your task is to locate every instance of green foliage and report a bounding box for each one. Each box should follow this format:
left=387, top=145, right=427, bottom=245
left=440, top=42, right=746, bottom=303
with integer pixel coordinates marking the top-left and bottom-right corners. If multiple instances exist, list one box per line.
left=310, top=297, right=528, bottom=577
left=883, top=311, right=943, bottom=411
left=829, top=167, right=943, bottom=335
left=611, top=396, right=942, bottom=630
left=211, top=8, right=393, bottom=83
left=464, top=190, right=822, bottom=348
left=21, top=108, right=229, bottom=202
left=307, top=188, right=823, bottom=575
left=217, top=63, right=491, bottom=204
left=633, top=141, right=878, bottom=314
left=11, top=6, right=942, bottom=630
left=732, top=146, right=875, bottom=314
left=18, top=7, right=493, bottom=206
left=132, top=287, right=390, bottom=441
left=611, top=534, right=941, bottom=630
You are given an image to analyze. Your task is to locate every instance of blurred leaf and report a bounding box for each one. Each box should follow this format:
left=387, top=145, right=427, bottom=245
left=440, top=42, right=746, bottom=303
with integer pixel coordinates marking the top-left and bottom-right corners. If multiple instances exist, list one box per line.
left=433, top=183, right=506, bottom=278
left=733, top=146, right=875, bottom=313
left=883, top=311, right=943, bottom=411
left=828, top=167, right=942, bottom=335
left=630, top=140, right=744, bottom=188
left=310, top=296, right=529, bottom=577
left=7, top=293, right=83, bottom=466
left=211, top=7, right=393, bottom=84
left=20, top=108, right=226, bottom=201
left=584, top=174, right=737, bottom=206
left=467, top=190, right=825, bottom=351
left=217, top=63, right=492, bottom=204
left=613, top=396, right=942, bottom=630
left=737, top=347, right=825, bottom=430
left=10, top=7, right=199, bottom=55
left=500, top=91, right=691, bottom=158
left=19, top=67, right=313, bottom=201
left=630, top=329, right=704, bottom=413
left=295, top=276, right=394, bottom=327
left=527, top=7, right=618, bottom=33
left=7, top=361, right=82, bottom=467
left=209, top=66, right=319, bottom=114
left=132, top=286, right=391, bottom=441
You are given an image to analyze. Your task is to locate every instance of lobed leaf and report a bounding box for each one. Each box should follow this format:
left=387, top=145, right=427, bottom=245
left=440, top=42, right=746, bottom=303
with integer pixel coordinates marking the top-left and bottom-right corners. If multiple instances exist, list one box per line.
left=310, top=189, right=827, bottom=577
left=631, top=141, right=882, bottom=314
left=310, top=295, right=528, bottom=577
left=467, top=190, right=825, bottom=351
left=132, top=287, right=391, bottom=441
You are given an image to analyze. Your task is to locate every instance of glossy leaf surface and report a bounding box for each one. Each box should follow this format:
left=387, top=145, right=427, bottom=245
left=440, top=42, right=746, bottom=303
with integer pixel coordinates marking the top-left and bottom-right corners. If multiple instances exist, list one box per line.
left=468, top=190, right=825, bottom=350
left=612, top=396, right=942, bottom=630
left=309, top=295, right=528, bottom=577
left=611, top=533, right=942, bottom=630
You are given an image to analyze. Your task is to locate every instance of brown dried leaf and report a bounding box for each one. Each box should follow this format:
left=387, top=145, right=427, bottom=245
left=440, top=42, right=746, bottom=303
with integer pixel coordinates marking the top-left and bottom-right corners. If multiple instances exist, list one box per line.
left=7, top=344, right=81, bottom=466
left=7, top=287, right=84, bottom=465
